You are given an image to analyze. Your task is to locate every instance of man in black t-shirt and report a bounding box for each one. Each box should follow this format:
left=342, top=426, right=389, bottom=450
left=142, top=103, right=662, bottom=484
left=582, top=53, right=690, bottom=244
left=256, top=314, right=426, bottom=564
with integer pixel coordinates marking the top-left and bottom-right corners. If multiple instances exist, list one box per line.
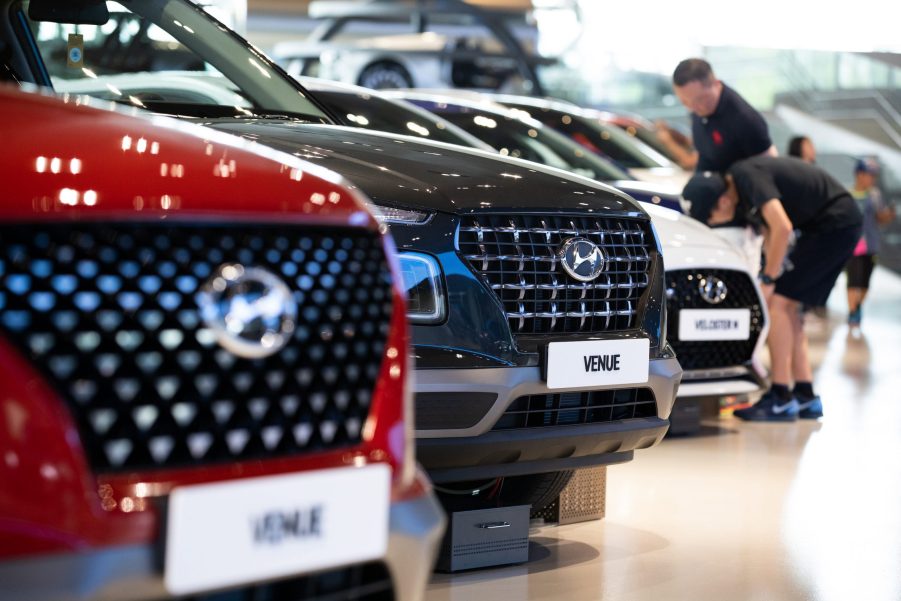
left=671, top=59, right=776, bottom=269
left=688, top=156, right=863, bottom=422
left=663, top=58, right=776, bottom=173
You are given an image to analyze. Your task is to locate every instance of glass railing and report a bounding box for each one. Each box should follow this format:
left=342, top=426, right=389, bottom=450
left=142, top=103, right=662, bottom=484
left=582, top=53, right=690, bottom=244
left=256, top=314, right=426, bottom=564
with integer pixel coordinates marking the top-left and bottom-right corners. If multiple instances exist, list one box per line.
left=706, top=47, right=901, bottom=111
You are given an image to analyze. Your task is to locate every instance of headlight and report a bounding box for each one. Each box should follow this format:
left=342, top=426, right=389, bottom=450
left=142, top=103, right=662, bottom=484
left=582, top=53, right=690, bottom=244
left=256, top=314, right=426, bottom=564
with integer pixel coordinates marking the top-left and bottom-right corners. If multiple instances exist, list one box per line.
left=372, top=204, right=432, bottom=224
left=399, top=252, right=445, bottom=324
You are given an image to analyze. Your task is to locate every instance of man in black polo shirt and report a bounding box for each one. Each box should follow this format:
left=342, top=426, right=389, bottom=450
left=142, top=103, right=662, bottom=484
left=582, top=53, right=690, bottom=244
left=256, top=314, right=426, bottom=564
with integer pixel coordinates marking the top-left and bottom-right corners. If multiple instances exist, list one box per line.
left=688, top=156, right=862, bottom=421
left=661, top=58, right=776, bottom=173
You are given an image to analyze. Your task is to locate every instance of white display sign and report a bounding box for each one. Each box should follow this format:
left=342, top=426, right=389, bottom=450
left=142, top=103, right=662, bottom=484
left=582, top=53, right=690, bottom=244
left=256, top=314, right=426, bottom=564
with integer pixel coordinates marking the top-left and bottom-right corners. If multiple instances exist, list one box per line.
left=546, top=338, right=649, bottom=389
left=165, top=464, right=391, bottom=595
left=678, top=309, right=751, bottom=341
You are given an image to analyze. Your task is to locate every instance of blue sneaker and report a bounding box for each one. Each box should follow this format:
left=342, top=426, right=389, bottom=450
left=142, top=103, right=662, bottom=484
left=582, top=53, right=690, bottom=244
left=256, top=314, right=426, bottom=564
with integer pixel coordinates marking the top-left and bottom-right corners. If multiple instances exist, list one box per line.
left=797, top=396, right=823, bottom=419
left=734, top=391, right=799, bottom=422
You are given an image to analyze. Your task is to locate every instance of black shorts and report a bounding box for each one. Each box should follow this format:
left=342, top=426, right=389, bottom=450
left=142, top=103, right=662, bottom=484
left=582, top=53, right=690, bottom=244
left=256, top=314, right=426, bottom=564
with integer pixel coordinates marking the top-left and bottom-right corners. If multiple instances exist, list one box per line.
left=846, top=254, right=876, bottom=289
left=774, top=224, right=861, bottom=306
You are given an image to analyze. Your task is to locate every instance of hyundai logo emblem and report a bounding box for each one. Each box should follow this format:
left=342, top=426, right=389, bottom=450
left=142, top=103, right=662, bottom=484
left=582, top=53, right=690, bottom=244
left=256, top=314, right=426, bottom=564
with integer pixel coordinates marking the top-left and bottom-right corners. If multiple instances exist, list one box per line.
left=698, top=275, right=728, bottom=305
left=197, top=264, right=297, bottom=359
left=558, top=237, right=606, bottom=282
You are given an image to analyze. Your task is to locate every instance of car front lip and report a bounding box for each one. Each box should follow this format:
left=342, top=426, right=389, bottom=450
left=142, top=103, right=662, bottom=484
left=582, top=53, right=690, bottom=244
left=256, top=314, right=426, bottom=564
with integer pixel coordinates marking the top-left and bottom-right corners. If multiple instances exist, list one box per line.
left=413, top=354, right=682, bottom=482
left=676, top=363, right=768, bottom=398
left=0, top=477, right=445, bottom=601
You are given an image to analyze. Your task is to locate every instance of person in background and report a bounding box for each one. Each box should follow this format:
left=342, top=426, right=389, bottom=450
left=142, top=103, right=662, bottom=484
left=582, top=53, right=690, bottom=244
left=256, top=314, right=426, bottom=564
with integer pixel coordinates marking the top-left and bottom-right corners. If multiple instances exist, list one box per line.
left=659, top=58, right=777, bottom=173
left=786, top=135, right=825, bottom=317
left=787, top=135, right=817, bottom=164
left=690, top=156, right=862, bottom=421
left=846, top=157, right=896, bottom=327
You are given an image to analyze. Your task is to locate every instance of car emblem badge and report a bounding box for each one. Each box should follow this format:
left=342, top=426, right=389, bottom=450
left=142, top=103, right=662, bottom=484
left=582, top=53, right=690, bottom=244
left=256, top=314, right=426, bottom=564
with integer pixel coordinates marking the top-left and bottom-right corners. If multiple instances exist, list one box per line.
left=197, top=264, right=297, bottom=359
left=558, top=237, right=605, bottom=282
left=698, top=275, right=728, bottom=305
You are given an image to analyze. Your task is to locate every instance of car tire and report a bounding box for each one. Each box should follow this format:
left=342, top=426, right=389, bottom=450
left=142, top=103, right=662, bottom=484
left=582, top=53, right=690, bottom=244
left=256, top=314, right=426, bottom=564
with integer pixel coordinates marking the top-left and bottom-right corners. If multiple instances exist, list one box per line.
left=357, top=61, right=413, bottom=89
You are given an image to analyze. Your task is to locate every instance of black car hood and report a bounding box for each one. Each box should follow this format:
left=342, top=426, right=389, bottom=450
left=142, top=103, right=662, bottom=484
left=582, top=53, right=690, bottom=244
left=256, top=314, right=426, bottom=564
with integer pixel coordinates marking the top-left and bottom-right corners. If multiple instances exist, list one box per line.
left=204, top=120, right=646, bottom=217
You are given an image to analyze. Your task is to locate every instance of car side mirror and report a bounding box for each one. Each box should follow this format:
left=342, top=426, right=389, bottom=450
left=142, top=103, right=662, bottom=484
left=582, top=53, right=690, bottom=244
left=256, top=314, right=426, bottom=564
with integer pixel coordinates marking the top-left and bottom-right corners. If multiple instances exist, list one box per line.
left=28, top=0, right=110, bottom=25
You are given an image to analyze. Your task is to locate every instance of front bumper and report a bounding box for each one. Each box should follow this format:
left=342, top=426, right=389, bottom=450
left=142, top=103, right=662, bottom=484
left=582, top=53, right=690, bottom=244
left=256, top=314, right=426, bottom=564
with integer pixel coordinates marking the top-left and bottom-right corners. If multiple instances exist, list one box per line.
left=677, top=363, right=767, bottom=399
left=414, top=355, right=682, bottom=483
left=0, top=482, right=445, bottom=601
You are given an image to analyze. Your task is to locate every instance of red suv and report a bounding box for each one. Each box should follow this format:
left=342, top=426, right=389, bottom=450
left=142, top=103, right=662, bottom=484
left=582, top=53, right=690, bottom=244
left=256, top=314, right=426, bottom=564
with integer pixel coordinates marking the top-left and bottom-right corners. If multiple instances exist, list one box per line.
left=0, top=86, right=444, bottom=600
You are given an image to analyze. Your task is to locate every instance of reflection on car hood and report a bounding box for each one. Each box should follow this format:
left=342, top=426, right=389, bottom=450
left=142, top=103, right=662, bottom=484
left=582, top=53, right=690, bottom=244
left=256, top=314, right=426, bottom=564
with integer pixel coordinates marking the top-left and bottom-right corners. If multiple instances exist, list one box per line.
left=610, top=179, right=681, bottom=198
left=610, top=180, right=682, bottom=208
left=203, top=120, right=646, bottom=216
left=641, top=203, right=739, bottom=251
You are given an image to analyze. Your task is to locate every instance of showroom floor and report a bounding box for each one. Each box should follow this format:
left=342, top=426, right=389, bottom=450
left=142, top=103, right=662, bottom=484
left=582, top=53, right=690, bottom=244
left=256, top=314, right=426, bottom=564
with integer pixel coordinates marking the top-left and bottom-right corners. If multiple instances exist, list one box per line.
left=425, top=268, right=901, bottom=601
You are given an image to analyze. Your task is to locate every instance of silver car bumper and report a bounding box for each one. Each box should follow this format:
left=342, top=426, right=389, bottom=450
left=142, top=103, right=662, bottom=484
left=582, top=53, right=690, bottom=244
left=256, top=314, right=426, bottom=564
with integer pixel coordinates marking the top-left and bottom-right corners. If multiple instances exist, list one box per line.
left=414, top=356, right=682, bottom=482
left=0, top=486, right=445, bottom=601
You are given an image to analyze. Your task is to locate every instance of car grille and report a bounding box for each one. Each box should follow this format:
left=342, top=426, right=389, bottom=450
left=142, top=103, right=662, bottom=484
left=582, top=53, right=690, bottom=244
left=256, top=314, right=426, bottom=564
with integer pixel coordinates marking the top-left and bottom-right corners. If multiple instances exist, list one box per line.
left=458, top=215, right=653, bottom=345
left=0, top=224, right=393, bottom=474
left=666, top=269, right=764, bottom=370
left=492, top=388, right=656, bottom=430
left=156, top=561, right=393, bottom=601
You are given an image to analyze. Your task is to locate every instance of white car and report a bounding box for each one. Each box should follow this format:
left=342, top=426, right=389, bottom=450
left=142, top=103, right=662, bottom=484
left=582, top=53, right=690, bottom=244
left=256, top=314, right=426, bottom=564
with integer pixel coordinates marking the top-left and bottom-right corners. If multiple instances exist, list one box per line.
left=643, top=203, right=769, bottom=403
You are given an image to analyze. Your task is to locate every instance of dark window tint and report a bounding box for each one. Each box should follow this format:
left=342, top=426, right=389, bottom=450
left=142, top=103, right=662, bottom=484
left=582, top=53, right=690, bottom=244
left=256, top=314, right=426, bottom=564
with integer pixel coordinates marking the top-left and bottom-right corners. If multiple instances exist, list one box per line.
left=315, top=90, right=477, bottom=146
left=414, top=101, right=629, bottom=182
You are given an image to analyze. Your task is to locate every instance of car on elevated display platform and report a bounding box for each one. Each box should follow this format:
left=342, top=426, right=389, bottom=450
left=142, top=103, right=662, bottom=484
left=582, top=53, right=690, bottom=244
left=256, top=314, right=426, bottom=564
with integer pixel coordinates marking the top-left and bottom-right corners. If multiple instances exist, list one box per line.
left=0, top=85, right=444, bottom=600
left=0, top=0, right=682, bottom=511
left=271, top=0, right=552, bottom=94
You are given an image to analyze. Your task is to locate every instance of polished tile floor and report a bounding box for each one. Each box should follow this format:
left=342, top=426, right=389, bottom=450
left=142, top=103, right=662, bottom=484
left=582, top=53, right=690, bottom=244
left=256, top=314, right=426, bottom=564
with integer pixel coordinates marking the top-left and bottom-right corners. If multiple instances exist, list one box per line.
left=426, top=268, right=901, bottom=601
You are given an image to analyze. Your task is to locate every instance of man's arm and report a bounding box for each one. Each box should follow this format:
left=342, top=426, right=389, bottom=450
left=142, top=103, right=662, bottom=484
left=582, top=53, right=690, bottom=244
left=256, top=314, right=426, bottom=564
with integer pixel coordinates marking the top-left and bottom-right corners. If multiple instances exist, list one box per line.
left=759, top=199, right=793, bottom=281
left=654, top=121, right=698, bottom=170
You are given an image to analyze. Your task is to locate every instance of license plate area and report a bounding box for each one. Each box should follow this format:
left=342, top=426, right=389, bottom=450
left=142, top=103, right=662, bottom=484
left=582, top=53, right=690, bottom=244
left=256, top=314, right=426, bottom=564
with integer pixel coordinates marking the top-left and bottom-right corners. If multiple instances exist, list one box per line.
left=164, top=464, right=390, bottom=596
left=677, top=309, right=751, bottom=341
left=545, top=338, right=649, bottom=390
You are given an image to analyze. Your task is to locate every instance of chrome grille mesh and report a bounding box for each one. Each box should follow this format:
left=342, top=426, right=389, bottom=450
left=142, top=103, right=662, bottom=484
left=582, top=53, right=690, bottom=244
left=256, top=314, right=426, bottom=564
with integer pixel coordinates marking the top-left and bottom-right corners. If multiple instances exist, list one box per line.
left=0, top=224, right=393, bottom=474
left=458, top=215, right=652, bottom=338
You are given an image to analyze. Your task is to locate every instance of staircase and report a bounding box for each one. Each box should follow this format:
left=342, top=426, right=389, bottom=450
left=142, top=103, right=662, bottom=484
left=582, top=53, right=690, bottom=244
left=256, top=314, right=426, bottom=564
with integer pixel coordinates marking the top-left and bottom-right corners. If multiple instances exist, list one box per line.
left=706, top=47, right=901, bottom=151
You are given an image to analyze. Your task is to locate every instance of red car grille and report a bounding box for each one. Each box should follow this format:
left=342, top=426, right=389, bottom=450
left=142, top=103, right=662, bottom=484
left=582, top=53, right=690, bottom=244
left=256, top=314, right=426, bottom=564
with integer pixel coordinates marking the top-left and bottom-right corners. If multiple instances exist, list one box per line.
left=0, top=224, right=393, bottom=473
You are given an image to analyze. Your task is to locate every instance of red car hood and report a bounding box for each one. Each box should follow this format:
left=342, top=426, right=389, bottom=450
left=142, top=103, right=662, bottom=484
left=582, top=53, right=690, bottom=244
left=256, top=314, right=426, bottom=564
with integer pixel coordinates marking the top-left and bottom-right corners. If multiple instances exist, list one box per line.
left=0, top=86, right=376, bottom=229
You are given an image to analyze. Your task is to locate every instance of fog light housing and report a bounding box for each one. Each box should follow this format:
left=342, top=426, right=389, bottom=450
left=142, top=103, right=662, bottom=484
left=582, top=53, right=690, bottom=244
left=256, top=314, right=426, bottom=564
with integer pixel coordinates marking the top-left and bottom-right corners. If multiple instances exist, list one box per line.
left=399, top=252, right=445, bottom=324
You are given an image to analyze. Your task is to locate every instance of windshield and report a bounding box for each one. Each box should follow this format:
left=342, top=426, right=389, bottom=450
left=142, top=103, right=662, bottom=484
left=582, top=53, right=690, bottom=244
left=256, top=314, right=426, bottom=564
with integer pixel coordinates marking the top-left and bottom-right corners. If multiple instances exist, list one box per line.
left=408, top=100, right=631, bottom=183
left=21, top=0, right=329, bottom=120
left=502, top=102, right=675, bottom=170
left=312, top=88, right=485, bottom=147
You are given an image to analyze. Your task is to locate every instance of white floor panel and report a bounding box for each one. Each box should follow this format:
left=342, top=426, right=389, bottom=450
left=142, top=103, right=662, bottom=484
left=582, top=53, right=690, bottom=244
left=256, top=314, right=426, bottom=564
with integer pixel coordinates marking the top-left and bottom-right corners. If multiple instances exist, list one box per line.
left=426, top=267, right=901, bottom=601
